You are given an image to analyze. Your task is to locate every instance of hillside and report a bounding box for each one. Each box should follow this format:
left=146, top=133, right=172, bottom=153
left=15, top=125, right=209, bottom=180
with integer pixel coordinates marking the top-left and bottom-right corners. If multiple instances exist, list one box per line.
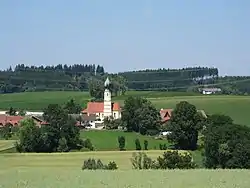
left=0, top=91, right=249, bottom=126
left=0, top=65, right=219, bottom=93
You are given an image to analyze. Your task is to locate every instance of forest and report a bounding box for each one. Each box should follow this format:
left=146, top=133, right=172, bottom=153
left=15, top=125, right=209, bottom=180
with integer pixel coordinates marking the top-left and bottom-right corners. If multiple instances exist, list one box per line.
left=0, top=64, right=249, bottom=95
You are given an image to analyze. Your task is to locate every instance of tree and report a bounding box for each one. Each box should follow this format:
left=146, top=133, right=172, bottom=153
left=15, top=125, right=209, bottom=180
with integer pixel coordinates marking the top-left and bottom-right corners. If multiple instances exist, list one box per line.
left=16, top=118, right=42, bottom=152
left=0, top=124, right=12, bottom=140
left=121, top=96, right=161, bottom=134
left=204, top=115, right=250, bottom=169
left=118, top=136, right=125, bottom=151
left=144, top=140, right=148, bottom=150
left=18, top=109, right=26, bottom=116
left=166, top=101, right=205, bottom=150
left=87, top=78, right=104, bottom=100
left=16, top=104, right=83, bottom=153
left=63, top=99, right=82, bottom=114
left=6, top=107, right=16, bottom=116
left=135, top=139, right=141, bottom=150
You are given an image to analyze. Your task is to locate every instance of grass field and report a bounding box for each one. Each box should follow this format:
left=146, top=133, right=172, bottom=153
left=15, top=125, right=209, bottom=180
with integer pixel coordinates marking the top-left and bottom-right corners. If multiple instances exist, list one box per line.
left=0, top=151, right=249, bottom=187
left=0, top=91, right=249, bottom=125
left=81, top=130, right=169, bottom=151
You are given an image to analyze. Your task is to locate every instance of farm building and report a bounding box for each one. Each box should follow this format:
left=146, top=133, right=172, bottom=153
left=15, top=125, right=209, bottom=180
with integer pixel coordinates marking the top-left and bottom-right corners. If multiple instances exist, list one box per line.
left=199, top=88, right=222, bottom=95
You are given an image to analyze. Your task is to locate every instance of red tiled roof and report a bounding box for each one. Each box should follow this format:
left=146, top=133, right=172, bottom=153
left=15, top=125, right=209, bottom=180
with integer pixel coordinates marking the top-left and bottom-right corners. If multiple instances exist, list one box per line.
left=160, top=109, right=173, bottom=122
left=0, top=115, right=24, bottom=126
left=82, top=102, right=121, bottom=114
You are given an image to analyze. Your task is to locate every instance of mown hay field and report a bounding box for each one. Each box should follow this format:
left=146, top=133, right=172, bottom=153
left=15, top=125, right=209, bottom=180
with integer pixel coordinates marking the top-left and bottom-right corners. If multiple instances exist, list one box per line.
left=0, top=151, right=249, bottom=188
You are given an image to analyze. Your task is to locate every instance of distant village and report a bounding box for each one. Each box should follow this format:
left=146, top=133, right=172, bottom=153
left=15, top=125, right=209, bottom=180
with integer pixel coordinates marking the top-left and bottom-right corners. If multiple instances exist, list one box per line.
left=0, top=77, right=210, bottom=129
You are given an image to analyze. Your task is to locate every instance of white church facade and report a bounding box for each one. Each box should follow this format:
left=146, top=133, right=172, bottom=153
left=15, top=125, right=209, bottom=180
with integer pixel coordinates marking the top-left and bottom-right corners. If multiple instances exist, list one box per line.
left=82, top=77, right=122, bottom=125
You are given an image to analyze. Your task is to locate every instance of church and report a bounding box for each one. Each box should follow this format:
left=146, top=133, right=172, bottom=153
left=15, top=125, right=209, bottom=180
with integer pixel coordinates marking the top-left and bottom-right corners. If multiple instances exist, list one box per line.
left=82, top=77, right=121, bottom=123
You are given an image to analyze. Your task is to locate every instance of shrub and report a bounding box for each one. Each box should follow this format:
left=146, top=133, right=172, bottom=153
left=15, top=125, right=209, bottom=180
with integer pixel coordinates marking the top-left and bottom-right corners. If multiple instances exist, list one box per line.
left=131, top=152, right=157, bottom=169
left=144, top=140, right=148, bottom=150
left=159, top=143, right=167, bottom=150
left=83, top=139, right=94, bottom=151
left=106, top=161, right=118, bottom=170
left=118, top=136, right=125, bottom=151
left=57, top=137, right=69, bottom=152
left=82, top=158, right=118, bottom=170
left=157, top=151, right=196, bottom=169
left=131, top=151, right=196, bottom=170
left=135, top=138, right=141, bottom=150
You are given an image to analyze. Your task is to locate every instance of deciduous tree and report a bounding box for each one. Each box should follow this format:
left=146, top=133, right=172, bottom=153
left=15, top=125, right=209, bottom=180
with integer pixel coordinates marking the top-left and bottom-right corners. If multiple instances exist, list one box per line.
left=121, top=96, right=160, bottom=134
left=166, top=101, right=205, bottom=150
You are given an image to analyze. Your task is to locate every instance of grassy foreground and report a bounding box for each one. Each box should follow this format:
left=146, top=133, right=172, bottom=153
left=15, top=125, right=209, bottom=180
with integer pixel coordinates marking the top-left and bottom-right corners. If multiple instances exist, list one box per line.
left=0, top=151, right=249, bottom=188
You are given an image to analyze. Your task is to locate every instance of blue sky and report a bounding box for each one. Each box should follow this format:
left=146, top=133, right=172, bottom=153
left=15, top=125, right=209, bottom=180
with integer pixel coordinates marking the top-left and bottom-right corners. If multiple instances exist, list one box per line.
left=0, top=0, right=249, bottom=76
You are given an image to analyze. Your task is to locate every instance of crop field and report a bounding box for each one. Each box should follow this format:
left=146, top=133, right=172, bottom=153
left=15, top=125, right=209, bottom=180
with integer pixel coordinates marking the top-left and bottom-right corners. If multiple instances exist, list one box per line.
left=0, top=151, right=249, bottom=188
left=0, top=140, right=15, bottom=150
left=0, top=91, right=249, bottom=125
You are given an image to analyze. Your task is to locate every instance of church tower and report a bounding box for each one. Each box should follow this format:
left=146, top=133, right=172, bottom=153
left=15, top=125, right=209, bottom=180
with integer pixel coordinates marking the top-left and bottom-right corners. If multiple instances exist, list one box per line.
left=103, top=77, right=112, bottom=118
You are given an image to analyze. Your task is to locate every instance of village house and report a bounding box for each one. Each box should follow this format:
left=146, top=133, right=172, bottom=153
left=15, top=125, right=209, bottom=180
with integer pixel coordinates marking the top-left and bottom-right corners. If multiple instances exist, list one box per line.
left=160, top=108, right=207, bottom=123
left=82, top=77, right=122, bottom=124
left=0, top=114, right=48, bottom=128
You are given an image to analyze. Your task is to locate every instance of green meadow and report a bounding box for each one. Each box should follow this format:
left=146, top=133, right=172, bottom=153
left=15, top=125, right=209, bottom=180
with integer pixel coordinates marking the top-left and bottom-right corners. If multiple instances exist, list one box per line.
left=0, top=91, right=249, bottom=125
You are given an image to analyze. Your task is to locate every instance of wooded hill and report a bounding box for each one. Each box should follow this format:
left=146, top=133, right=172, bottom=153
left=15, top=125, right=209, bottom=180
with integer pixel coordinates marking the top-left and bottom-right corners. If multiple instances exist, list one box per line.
left=0, top=64, right=249, bottom=95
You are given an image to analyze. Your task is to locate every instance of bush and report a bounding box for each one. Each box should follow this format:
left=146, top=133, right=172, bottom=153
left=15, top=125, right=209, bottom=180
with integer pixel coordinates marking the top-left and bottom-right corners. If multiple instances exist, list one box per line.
left=82, top=158, right=118, bottom=170
left=131, top=152, right=157, bottom=169
left=135, top=138, right=141, bottom=150
left=131, top=151, right=196, bottom=170
left=144, top=140, right=148, bottom=150
left=83, top=139, right=94, bottom=151
left=157, top=151, right=196, bottom=169
left=159, top=143, right=167, bottom=150
left=106, top=161, right=118, bottom=170
left=57, top=137, right=69, bottom=152
left=118, top=136, right=125, bottom=151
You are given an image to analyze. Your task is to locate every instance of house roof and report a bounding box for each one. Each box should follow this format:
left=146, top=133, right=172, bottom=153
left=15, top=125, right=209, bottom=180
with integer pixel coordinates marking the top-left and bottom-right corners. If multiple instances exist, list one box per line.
left=159, top=108, right=207, bottom=122
left=69, top=114, right=96, bottom=121
left=0, top=115, right=24, bottom=126
left=160, top=109, right=172, bottom=122
left=82, top=102, right=121, bottom=114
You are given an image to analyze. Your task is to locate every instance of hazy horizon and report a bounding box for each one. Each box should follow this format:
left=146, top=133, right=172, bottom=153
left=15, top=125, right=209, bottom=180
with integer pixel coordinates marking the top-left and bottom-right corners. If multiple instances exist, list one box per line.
left=1, top=0, right=250, bottom=76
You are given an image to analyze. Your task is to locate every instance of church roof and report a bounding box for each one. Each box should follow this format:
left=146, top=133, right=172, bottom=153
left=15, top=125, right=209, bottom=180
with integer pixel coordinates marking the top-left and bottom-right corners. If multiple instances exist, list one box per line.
left=82, top=102, right=121, bottom=114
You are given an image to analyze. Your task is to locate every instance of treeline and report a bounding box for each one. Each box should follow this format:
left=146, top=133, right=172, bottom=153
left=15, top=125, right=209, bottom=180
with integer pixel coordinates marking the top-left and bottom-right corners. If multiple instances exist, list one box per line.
left=0, top=64, right=105, bottom=93
left=119, top=67, right=219, bottom=91
left=0, top=64, right=249, bottom=94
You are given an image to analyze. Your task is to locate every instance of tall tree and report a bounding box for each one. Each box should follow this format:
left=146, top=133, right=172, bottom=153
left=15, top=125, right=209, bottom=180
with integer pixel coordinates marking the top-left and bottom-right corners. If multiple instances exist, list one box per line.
left=166, top=101, right=205, bottom=150
left=63, top=99, right=82, bottom=114
left=87, top=78, right=104, bottom=100
left=121, top=96, right=160, bottom=134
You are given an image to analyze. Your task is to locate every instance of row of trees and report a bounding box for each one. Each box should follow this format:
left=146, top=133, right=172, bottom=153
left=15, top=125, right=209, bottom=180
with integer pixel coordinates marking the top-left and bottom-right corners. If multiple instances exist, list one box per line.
left=1, top=64, right=250, bottom=94
left=120, top=67, right=219, bottom=91
left=117, top=136, right=149, bottom=151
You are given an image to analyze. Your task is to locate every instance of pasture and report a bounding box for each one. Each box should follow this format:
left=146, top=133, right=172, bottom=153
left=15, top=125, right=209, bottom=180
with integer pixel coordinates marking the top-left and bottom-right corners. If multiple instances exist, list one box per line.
left=81, top=130, right=169, bottom=151
left=0, top=91, right=249, bottom=125
left=0, top=151, right=249, bottom=188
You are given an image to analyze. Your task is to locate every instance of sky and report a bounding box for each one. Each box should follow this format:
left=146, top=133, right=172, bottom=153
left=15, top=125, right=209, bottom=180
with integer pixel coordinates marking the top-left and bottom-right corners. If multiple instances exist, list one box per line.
left=0, top=0, right=250, bottom=76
